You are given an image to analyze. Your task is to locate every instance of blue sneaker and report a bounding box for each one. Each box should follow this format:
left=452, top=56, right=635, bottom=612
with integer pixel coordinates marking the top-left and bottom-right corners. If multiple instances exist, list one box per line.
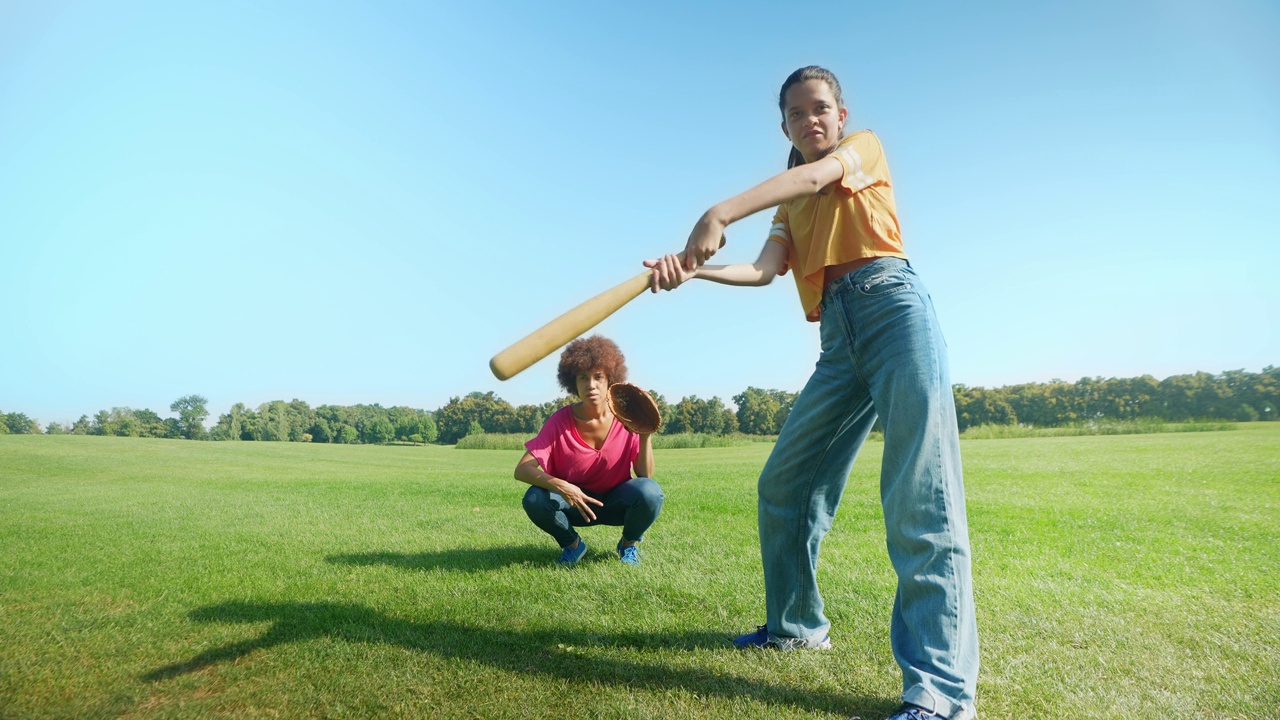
left=884, top=704, right=948, bottom=720
left=733, top=625, right=771, bottom=648
left=732, top=625, right=832, bottom=650
left=616, top=539, right=640, bottom=565
left=556, top=539, right=587, bottom=566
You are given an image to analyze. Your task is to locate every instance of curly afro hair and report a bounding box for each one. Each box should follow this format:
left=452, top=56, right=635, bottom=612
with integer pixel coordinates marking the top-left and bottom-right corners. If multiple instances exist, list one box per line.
left=557, top=335, right=628, bottom=396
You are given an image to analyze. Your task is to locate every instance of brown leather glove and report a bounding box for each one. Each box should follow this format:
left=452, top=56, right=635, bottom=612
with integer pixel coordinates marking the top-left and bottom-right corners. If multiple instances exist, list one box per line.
left=607, top=383, right=662, bottom=435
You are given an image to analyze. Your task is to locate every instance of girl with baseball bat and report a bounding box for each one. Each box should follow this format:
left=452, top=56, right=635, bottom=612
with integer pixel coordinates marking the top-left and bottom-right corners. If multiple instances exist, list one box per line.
left=646, top=66, right=978, bottom=720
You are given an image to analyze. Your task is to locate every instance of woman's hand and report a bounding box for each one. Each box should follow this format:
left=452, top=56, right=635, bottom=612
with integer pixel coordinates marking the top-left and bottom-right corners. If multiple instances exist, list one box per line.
left=644, top=253, right=693, bottom=293
left=684, top=213, right=726, bottom=270
left=515, top=452, right=604, bottom=521
left=557, top=481, right=604, bottom=522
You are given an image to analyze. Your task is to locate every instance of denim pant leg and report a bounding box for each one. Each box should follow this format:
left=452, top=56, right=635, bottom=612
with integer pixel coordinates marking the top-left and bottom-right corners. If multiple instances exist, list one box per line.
left=758, top=307, right=877, bottom=643
left=837, top=261, right=979, bottom=716
left=522, top=486, right=582, bottom=549
left=593, top=477, right=665, bottom=543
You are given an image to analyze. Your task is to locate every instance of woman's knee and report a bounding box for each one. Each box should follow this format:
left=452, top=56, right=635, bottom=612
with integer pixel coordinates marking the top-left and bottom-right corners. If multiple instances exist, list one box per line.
left=631, top=477, right=665, bottom=511
left=522, top=485, right=551, bottom=515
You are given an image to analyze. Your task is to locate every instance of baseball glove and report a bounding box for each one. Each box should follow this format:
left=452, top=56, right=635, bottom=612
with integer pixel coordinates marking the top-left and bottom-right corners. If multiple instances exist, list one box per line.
left=607, top=382, right=663, bottom=435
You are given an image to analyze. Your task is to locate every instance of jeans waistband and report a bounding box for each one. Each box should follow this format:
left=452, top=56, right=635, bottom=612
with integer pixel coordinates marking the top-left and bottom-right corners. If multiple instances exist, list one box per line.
left=823, top=257, right=909, bottom=304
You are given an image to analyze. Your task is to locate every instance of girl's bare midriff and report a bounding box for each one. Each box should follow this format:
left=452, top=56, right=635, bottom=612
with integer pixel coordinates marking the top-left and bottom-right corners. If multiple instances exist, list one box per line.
left=823, top=257, right=880, bottom=289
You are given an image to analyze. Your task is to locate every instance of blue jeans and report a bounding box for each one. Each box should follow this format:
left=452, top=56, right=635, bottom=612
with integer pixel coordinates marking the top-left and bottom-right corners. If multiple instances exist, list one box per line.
left=758, top=258, right=978, bottom=717
left=522, top=477, right=664, bottom=549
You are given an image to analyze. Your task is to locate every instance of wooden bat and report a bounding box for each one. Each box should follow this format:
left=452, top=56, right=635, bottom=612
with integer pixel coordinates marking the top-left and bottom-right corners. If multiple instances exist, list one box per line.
left=489, top=264, right=663, bottom=381
left=489, top=245, right=715, bottom=381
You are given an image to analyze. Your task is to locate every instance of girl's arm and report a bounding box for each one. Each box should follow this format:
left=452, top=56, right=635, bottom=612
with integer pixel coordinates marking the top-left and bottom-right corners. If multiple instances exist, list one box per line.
left=632, top=433, right=654, bottom=479
left=683, top=155, right=845, bottom=269
left=647, top=236, right=788, bottom=292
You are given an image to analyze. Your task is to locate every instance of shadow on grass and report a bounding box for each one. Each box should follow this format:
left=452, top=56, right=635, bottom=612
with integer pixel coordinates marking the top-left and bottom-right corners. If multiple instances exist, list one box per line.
left=142, top=600, right=894, bottom=718
left=326, top=544, right=553, bottom=572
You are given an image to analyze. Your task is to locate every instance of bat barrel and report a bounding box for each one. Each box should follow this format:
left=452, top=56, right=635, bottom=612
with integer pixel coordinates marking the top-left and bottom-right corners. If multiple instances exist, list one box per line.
left=489, top=269, right=654, bottom=380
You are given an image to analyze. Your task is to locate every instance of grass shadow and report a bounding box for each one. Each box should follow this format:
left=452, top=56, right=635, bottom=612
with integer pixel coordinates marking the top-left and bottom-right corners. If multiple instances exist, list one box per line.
left=326, top=544, right=552, bottom=572
left=142, top=600, right=895, bottom=718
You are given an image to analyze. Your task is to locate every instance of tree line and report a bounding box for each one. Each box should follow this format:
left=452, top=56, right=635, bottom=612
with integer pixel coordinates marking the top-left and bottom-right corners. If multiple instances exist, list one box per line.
left=4, top=395, right=211, bottom=439
left=4, top=367, right=1276, bottom=443
left=8, top=396, right=440, bottom=445
left=951, top=367, right=1278, bottom=429
left=431, top=388, right=796, bottom=443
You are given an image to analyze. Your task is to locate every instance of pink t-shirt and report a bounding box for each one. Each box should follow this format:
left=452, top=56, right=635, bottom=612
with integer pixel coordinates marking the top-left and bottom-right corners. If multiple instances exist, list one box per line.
left=525, top=406, right=639, bottom=494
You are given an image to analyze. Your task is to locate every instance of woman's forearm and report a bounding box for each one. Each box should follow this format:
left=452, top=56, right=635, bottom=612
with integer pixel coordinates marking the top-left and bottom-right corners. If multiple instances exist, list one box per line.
left=633, top=435, right=655, bottom=478
left=515, top=454, right=563, bottom=492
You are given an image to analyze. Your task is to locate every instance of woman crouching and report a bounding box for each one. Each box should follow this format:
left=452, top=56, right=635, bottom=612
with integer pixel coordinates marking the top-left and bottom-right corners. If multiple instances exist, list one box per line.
left=515, top=335, right=664, bottom=566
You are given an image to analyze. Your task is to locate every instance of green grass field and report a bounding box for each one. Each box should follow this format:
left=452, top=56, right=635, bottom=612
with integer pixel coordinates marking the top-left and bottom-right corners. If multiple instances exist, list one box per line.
left=2, top=425, right=1277, bottom=719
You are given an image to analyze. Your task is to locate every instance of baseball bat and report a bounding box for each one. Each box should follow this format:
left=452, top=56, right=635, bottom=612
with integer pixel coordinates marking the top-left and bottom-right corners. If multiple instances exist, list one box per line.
left=489, top=264, right=665, bottom=381
left=489, top=245, right=715, bottom=381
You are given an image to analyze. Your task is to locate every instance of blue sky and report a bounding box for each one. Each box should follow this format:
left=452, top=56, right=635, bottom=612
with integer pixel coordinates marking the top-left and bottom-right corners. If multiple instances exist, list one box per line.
left=2, top=1, right=1277, bottom=427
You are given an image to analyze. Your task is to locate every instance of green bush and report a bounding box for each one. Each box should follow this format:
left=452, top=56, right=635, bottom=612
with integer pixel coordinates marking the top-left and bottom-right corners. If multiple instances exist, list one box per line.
left=960, top=423, right=1039, bottom=440
left=960, top=419, right=1236, bottom=440
left=652, top=433, right=753, bottom=449
left=455, top=433, right=530, bottom=450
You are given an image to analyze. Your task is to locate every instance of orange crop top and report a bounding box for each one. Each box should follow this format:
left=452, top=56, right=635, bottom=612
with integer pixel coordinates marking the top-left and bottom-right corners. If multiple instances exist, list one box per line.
left=767, top=130, right=908, bottom=321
